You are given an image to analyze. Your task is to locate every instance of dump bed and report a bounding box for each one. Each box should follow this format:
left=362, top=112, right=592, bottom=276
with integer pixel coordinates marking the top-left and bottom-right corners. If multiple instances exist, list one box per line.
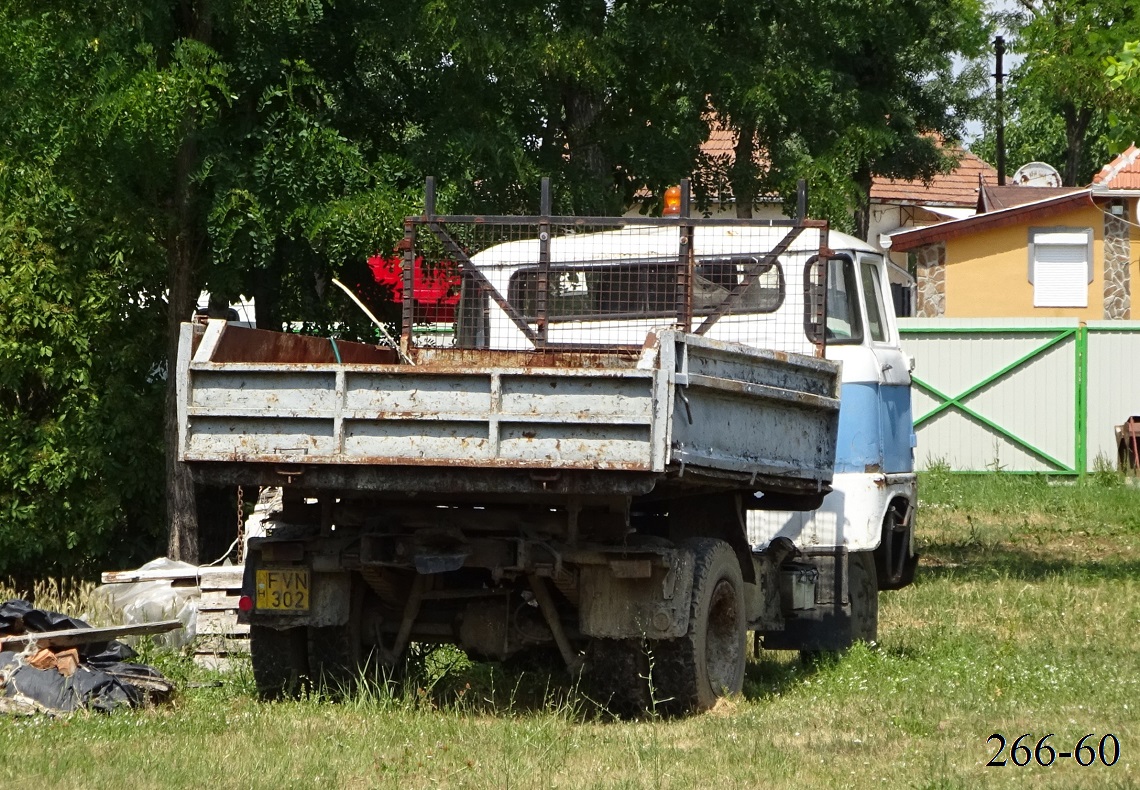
left=178, top=321, right=839, bottom=497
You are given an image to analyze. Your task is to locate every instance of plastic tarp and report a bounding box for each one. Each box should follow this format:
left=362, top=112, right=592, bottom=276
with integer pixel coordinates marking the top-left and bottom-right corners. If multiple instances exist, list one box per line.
left=0, top=600, right=170, bottom=714
left=93, top=558, right=200, bottom=649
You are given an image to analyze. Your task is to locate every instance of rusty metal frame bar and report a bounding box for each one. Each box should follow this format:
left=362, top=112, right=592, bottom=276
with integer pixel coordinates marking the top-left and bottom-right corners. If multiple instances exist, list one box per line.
left=676, top=178, right=694, bottom=331
left=693, top=225, right=807, bottom=336
left=403, top=177, right=831, bottom=351
left=422, top=221, right=544, bottom=347
left=537, top=177, right=552, bottom=347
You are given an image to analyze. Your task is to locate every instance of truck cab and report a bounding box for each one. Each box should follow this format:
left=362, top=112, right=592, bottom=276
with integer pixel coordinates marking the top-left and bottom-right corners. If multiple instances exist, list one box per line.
left=750, top=236, right=919, bottom=599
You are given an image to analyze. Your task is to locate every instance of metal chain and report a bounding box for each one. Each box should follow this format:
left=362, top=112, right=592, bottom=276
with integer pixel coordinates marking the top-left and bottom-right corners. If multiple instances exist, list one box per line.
left=235, top=485, right=245, bottom=564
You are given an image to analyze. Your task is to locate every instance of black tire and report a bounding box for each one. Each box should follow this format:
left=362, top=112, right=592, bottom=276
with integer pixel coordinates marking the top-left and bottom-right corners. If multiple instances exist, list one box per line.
left=849, top=551, right=879, bottom=644
left=656, top=538, right=746, bottom=714
left=250, top=624, right=309, bottom=700
left=307, top=624, right=363, bottom=699
left=584, top=638, right=652, bottom=718
left=875, top=506, right=917, bottom=589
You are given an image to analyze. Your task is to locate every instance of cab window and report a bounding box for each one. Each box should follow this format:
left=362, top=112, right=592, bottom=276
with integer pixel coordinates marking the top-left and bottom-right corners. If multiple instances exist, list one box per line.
left=508, top=256, right=784, bottom=322
left=826, top=256, right=863, bottom=343
left=859, top=259, right=888, bottom=342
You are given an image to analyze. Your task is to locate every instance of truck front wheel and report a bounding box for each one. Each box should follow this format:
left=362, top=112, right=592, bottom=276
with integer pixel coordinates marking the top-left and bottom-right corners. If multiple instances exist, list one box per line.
left=250, top=624, right=309, bottom=699
left=849, top=550, right=878, bottom=643
left=656, top=538, right=746, bottom=713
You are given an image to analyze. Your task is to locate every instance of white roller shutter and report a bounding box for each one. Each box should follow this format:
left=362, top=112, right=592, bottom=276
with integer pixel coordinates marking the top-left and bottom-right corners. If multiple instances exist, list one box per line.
left=1032, top=231, right=1090, bottom=308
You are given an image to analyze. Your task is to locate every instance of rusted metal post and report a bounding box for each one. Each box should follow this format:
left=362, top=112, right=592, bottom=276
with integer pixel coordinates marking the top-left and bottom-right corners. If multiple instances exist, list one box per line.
left=401, top=219, right=415, bottom=356
left=676, top=178, right=694, bottom=331
left=536, top=177, right=552, bottom=348
left=402, top=178, right=434, bottom=354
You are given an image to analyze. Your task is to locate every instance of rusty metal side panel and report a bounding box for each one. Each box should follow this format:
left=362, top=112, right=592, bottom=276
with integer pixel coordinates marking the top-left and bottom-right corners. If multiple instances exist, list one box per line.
left=664, top=330, right=840, bottom=490
left=181, top=321, right=660, bottom=471
left=179, top=322, right=841, bottom=493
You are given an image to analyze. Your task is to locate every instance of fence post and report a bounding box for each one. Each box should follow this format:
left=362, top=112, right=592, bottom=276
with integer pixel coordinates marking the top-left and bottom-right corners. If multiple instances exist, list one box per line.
left=1076, top=322, right=1088, bottom=477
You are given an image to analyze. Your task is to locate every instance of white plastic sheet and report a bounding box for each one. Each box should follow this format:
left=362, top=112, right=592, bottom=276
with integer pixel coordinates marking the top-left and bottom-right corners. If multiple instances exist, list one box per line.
left=93, top=558, right=200, bottom=648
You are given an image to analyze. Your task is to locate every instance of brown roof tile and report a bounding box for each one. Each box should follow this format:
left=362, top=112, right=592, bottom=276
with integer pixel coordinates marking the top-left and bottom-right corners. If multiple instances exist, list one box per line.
left=870, top=148, right=998, bottom=207
left=978, top=184, right=1084, bottom=212
left=700, top=125, right=736, bottom=159
left=1093, top=145, right=1140, bottom=189
left=695, top=124, right=998, bottom=207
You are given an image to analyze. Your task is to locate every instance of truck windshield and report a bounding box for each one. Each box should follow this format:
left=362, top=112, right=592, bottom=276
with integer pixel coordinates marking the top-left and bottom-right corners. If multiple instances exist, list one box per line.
left=508, top=256, right=783, bottom=322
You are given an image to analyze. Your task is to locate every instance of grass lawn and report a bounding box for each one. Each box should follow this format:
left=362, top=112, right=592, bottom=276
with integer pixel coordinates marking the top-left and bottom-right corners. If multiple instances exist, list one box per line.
left=2, top=470, right=1138, bottom=789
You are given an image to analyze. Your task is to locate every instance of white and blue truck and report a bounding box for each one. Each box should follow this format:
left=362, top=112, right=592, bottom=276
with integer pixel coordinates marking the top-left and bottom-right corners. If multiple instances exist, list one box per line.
left=176, top=179, right=917, bottom=713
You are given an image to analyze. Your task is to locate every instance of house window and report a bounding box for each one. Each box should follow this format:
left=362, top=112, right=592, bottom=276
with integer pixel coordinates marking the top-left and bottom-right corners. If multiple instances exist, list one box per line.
left=1028, top=228, right=1093, bottom=308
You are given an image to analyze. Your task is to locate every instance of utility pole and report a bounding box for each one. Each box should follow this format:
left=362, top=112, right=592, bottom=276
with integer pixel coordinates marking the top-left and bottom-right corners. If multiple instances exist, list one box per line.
left=995, top=35, right=1006, bottom=186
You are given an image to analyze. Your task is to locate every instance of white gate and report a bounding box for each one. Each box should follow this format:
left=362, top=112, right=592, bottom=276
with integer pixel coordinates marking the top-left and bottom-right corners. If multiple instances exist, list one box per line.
left=899, top=318, right=1140, bottom=474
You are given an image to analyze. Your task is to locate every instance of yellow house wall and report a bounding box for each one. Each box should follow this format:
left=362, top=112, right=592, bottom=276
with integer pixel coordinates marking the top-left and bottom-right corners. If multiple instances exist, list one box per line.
left=942, top=202, right=1139, bottom=319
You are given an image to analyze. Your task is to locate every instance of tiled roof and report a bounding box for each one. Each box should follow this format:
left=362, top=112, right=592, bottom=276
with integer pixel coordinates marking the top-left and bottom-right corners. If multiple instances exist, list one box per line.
left=870, top=148, right=998, bottom=207
left=700, top=128, right=997, bottom=207
left=1093, top=144, right=1140, bottom=189
left=978, top=184, right=1084, bottom=213
left=889, top=190, right=1095, bottom=252
left=700, top=124, right=736, bottom=159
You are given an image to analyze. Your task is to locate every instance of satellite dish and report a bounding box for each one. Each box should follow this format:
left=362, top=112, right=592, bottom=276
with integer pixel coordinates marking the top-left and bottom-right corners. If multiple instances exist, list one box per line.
left=1011, top=161, right=1062, bottom=187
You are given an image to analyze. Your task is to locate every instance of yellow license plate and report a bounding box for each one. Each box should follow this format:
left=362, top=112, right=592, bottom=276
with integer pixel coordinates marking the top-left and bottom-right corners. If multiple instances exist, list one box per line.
left=255, top=569, right=310, bottom=611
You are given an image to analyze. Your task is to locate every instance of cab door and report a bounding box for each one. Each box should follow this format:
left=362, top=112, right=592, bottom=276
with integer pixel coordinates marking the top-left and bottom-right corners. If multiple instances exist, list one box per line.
left=856, top=254, right=914, bottom=475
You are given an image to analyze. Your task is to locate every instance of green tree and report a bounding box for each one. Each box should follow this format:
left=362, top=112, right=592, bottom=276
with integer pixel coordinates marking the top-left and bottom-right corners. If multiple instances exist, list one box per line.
left=1106, top=40, right=1140, bottom=145
left=0, top=2, right=413, bottom=574
left=694, top=0, right=989, bottom=236
left=343, top=0, right=711, bottom=215
left=978, top=1, right=1140, bottom=184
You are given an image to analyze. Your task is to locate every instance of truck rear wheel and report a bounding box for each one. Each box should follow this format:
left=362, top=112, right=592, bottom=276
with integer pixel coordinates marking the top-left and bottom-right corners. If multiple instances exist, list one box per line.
left=250, top=624, right=309, bottom=699
left=308, top=625, right=362, bottom=699
left=656, top=538, right=746, bottom=713
left=584, top=638, right=652, bottom=718
left=308, top=580, right=365, bottom=698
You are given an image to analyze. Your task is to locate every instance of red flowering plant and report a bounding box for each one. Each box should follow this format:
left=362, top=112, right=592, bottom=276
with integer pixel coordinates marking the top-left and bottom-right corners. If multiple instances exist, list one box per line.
left=367, top=253, right=461, bottom=323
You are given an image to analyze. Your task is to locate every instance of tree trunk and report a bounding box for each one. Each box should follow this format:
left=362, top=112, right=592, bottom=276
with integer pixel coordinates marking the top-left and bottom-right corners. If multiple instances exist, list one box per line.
left=730, top=120, right=757, bottom=219
left=165, top=129, right=201, bottom=563
left=562, top=87, right=609, bottom=201
left=1062, top=103, right=1091, bottom=187
left=852, top=164, right=874, bottom=242
left=165, top=0, right=212, bottom=562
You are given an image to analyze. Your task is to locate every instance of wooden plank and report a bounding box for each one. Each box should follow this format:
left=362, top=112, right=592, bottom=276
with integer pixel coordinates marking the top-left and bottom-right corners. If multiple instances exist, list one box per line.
left=101, top=566, right=244, bottom=588
left=196, top=610, right=249, bottom=636
left=0, top=620, right=183, bottom=651
left=195, top=635, right=251, bottom=654
left=197, top=597, right=240, bottom=613
left=198, top=573, right=244, bottom=592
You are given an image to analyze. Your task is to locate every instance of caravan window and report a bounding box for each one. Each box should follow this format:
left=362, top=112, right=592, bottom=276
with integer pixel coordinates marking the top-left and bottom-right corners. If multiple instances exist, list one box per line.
left=508, top=256, right=784, bottom=322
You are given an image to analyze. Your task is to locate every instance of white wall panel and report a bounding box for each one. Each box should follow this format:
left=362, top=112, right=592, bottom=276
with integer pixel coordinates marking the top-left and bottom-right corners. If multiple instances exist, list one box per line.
left=1085, top=322, right=1140, bottom=470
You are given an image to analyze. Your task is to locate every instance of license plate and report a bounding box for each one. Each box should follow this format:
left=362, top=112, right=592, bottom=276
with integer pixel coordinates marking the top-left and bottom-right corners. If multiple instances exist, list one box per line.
left=255, top=569, right=310, bottom=611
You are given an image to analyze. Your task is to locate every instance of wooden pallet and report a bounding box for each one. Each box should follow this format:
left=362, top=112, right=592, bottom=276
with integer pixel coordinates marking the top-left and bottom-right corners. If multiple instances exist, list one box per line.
left=100, top=564, right=249, bottom=668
